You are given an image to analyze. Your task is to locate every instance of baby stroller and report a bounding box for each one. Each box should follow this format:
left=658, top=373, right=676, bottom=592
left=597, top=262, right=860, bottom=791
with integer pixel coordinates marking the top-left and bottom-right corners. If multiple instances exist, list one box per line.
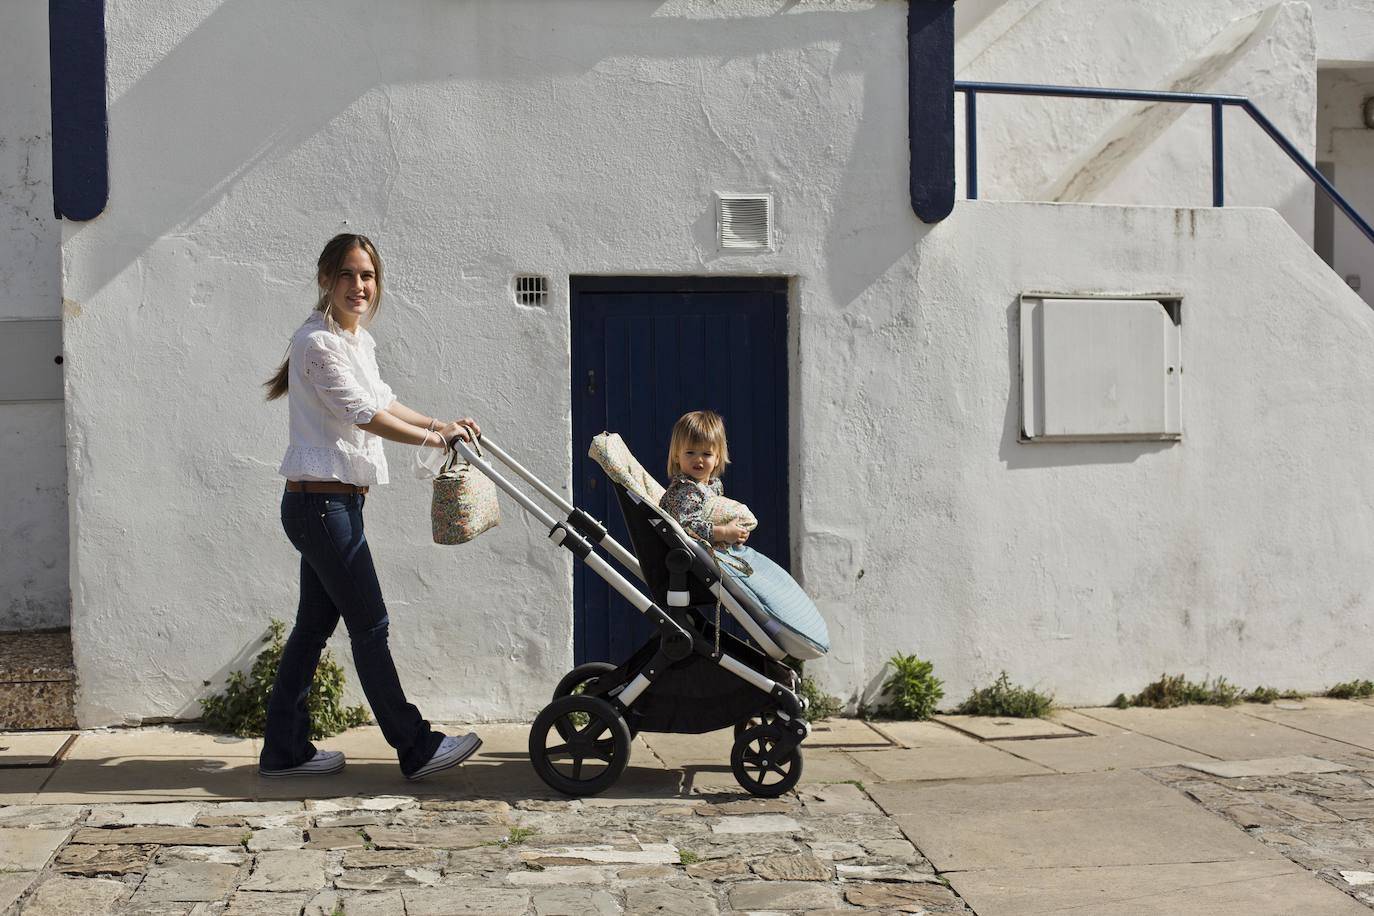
left=452, top=433, right=831, bottom=798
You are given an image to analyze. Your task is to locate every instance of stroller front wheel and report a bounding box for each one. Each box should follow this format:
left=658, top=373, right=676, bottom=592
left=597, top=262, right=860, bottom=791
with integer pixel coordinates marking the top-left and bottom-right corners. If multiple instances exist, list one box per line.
left=529, top=695, right=632, bottom=797
left=731, top=723, right=803, bottom=798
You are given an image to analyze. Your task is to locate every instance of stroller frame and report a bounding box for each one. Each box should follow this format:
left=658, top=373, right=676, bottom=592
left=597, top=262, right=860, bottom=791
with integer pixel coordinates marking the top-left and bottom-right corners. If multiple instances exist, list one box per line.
left=454, top=436, right=810, bottom=797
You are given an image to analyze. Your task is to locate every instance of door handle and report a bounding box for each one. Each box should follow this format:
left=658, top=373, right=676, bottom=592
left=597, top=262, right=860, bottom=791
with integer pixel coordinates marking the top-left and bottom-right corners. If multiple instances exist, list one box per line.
left=586, top=369, right=596, bottom=396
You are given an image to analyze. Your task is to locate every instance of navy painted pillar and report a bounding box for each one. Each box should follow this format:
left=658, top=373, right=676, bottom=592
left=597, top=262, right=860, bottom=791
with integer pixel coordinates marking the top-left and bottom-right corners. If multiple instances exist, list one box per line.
left=908, top=0, right=955, bottom=223
left=49, top=0, right=108, bottom=220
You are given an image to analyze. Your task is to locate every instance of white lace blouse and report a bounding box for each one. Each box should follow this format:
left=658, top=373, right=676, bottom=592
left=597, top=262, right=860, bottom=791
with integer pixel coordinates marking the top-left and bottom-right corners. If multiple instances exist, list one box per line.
left=278, top=313, right=395, bottom=486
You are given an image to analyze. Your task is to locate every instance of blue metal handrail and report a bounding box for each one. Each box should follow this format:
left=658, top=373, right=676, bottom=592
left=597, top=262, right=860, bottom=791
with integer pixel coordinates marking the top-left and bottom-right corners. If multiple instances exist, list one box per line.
left=955, top=80, right=1374, bottom=246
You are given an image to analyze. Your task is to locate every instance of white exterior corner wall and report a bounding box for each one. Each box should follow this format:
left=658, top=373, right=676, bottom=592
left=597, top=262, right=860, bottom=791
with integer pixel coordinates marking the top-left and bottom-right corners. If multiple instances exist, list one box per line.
left=57, top=0, right=1374, bottom=723
left=956, top=0, right=1318, bottom=244
left=1, top=2, right=68, bottom=631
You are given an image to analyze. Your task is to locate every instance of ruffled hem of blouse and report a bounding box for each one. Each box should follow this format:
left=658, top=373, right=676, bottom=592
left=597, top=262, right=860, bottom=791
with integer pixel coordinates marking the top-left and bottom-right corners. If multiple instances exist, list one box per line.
left=279, top=444, right=389, bottom=487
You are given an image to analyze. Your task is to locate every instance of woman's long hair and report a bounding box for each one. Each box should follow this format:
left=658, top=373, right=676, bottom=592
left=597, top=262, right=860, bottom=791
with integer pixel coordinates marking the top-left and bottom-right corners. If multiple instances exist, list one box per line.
left=264, top=233, right=385, bottom=401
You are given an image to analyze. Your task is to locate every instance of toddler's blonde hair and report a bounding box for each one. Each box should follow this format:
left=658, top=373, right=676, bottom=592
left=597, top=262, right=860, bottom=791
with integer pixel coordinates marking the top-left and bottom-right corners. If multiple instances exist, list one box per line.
left=667, top=410, right=730, bottom=479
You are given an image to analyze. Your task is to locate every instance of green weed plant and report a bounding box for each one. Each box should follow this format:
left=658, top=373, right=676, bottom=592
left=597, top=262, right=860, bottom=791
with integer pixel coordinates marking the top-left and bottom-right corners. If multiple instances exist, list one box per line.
left=1112, top=673, right=1242, bottom=710
left=877, top=653, right=944, bottom=720
left=200, top=619, right=370, bottom=739
left=1326, top=679, right=1374, bottom=700
left=955, top=671, right=1054, bottom=718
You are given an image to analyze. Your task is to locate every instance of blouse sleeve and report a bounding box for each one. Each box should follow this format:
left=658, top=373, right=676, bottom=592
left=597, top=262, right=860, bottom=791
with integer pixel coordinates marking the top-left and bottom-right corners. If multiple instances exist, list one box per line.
left=660, top=478, right=713, bottom=542
left=299, top=333, right=385, bottom=425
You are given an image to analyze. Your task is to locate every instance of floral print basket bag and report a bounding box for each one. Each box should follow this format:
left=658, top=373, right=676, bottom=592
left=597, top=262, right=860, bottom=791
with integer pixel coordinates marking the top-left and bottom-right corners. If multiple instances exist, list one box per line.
left=431, top=437, right=501, bottom=545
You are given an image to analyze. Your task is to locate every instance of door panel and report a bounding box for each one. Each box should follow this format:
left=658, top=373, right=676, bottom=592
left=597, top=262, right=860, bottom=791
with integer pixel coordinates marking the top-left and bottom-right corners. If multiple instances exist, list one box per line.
left=571, top=278, right=789, bottom=665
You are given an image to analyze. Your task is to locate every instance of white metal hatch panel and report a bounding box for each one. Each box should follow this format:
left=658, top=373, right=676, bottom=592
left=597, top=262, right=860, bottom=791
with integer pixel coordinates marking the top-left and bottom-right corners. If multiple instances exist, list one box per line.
left=1020, top=296, right=1181, bottom=441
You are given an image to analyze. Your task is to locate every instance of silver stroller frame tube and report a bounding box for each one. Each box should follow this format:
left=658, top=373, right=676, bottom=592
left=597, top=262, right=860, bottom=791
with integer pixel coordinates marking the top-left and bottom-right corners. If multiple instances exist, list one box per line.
left=451, top=436, right=793, bottom=712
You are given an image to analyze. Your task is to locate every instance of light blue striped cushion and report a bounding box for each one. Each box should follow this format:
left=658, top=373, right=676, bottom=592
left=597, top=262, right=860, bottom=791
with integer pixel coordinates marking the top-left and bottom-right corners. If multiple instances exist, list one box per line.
left=718, top=546, right=830, bottom=656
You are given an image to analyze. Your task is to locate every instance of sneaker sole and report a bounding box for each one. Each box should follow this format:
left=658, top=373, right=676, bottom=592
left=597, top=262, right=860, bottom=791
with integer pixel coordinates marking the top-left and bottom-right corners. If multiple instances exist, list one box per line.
left=406, top=735, right=483, bottom=781
left=259, top=757, right=346, bottom=778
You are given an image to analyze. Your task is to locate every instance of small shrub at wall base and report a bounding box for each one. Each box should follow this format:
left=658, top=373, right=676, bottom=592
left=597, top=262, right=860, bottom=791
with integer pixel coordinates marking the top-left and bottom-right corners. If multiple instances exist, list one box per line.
left=1113, top=673, right=1242, bottom=710
left=199, top=619, right=371, bottom=739
left=1326, top=680, right=1374, bottom=700
left=955, top=671, right=1054, bottom=718
left=876, top=653, right=944, bottom=720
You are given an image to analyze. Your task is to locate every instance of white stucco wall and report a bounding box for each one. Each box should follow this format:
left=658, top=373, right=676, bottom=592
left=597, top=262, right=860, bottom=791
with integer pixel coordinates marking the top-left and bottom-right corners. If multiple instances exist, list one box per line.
left=63, top=0, right=1374, bottom=724
left=1310, top=0, right=1374, bottom=66
left=1, top=1, right=68, bottom=631
left=956, top=0, right=1318, bottom=244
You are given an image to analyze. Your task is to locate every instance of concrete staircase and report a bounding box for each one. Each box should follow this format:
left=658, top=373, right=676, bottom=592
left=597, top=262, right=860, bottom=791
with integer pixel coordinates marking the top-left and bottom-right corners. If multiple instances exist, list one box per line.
left=0, top=629, right=77, bottom=729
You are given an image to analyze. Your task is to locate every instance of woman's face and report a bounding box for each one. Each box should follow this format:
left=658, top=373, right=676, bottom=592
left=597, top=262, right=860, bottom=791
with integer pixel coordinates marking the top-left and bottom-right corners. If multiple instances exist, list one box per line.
left=677, top=441, right=719, bottom=482
left=322, top=246, right=377, bottom=330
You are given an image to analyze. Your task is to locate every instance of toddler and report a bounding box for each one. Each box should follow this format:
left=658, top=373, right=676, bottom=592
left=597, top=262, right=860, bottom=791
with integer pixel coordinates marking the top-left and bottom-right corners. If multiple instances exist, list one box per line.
left=660, top=410, right=755, bottom=548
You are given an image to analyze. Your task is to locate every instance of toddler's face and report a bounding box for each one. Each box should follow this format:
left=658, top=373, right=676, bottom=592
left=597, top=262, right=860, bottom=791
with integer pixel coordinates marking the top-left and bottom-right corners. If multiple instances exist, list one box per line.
left=677, top=441, right=718, bottom=482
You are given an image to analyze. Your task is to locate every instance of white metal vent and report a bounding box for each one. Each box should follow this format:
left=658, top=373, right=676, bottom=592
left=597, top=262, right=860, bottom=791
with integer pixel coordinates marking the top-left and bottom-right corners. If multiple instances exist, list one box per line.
left=717, top=194, right=773, bottom=250
left=513, top=275, right=548, bottom=307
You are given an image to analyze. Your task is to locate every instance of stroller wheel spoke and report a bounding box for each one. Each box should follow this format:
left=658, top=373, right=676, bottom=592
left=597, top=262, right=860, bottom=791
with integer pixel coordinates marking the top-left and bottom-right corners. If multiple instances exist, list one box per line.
left=545, top=742, right=570, bottom=758
left=571, top=755, right=585, bottom=780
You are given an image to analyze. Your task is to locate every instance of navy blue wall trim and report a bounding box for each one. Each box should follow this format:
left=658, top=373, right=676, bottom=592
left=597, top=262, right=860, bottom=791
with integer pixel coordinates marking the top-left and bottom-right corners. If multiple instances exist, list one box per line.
left=49, top=0, right=108, bottom=221
left=908, top=1, right=955, bottom=223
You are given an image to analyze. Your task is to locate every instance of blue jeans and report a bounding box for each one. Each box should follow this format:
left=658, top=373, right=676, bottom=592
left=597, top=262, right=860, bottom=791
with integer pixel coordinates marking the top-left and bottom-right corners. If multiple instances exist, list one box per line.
left=261, top=490, right=443, bottom=776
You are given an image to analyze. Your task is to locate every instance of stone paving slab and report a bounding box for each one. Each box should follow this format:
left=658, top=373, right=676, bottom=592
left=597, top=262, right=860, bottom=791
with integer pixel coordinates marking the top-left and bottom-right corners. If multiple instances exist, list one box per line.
left=0, top=804, right=84, bottom=829
left=0, top=733, right=72, bottom=767
left=898, top=800, right=1289, bottom=871
left=935, top=714, right=1082, bottom=740
left=870, top=769, right=1197, bottom=818
left=848, top=743, right=1053, bottom=783
left=948, top=860, right=1370, bottom=915
left=0, top=827, right=70, bottom=871
left=1049, top=708, right=1126, bottom=736
left=17, top=874, right=129, bottom=916
left=988, top=731, right=1215, bottom=774
left=0, top=872, right=35, bottom=911
left=864, top=720, right=982, bottom=748
left=1077, top=705, right=1361, bottom=760
left=802, top=719, right=893, bottom=748
left=38, top=758, right=258, bottom=805
left=1240, top=700, right=1374, bottom=752
left=0, top=767, right=48, bottom=805
left=1182, top=755, right=1351, bottom=778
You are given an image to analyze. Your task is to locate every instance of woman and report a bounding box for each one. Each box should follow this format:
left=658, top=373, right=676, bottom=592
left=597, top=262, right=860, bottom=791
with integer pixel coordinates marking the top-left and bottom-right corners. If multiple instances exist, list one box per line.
left=260, top=233, right=480, bottom=781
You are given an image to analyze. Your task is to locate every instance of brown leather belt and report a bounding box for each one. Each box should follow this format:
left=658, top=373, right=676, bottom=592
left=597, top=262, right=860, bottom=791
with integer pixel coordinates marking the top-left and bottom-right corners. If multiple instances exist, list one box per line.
left=286, top=480, right=369, bottom=495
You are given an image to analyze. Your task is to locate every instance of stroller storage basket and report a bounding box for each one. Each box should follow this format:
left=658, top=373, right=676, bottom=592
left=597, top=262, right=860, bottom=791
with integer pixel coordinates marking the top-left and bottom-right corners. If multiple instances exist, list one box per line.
left=452, top=433, right=827, bottom=798
left=612, top=622, right=795, bottom=735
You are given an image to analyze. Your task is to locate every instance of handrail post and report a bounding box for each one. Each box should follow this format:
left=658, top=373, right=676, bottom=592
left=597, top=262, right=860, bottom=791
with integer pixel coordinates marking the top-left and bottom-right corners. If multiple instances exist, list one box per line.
left=965, top=89, right=978, bottom=200
left=1211, top=101, right=1224, bottom=207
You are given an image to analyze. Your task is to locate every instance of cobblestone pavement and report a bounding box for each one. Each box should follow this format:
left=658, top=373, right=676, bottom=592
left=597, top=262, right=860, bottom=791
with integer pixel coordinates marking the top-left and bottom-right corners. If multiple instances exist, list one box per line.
left=1148, top=749, right=1374, bottom=912
left=0, top=784, right=972, bottom=915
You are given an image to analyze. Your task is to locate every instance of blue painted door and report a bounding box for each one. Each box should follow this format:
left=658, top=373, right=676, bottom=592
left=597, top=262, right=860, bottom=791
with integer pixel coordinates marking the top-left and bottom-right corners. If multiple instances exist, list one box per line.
left=571, top=277, right=789, bottom=664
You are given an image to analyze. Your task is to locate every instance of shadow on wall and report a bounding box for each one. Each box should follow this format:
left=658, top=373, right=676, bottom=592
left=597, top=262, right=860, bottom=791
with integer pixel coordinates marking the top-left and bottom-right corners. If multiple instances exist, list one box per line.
left=996, top=298, right=1176, bottom=470
left=73, top=0, right=915, bottom=304
left=172, top=624, right=277, bottom=721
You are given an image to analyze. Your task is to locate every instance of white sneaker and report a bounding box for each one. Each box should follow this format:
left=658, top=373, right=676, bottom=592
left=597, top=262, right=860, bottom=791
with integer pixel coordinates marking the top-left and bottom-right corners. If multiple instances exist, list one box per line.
left=407, top=733, right=482, bottom=781
left=259, top=749, right=346, bottom=778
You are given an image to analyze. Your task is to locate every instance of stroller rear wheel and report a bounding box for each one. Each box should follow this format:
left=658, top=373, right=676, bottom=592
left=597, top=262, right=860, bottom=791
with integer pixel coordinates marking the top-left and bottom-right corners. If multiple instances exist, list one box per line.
left=731, top=723, right=803, bottom=798
left=551, top=662, right=619, bottom=741
left=529, top=695, right=632, bottom=797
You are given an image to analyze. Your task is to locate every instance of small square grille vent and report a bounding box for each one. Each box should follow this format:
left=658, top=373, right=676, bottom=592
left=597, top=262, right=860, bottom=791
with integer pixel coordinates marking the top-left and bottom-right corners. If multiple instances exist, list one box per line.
left=513, top=275, right=548, bottom=307
left=717, top=194, right=773, bottom=250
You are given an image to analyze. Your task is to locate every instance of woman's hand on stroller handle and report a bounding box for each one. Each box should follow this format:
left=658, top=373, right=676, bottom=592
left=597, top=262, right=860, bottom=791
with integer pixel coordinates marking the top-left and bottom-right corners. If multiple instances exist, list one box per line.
left=441, top=418, right=480, bottom=448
